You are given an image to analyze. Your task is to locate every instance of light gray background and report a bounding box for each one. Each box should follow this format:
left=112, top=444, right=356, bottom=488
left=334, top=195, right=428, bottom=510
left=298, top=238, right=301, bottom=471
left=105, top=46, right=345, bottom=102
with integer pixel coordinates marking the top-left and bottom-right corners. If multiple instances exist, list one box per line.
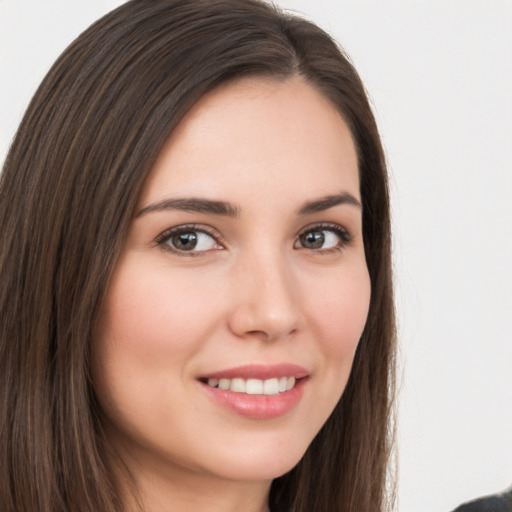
left=1, top=1, right=511, bottom=511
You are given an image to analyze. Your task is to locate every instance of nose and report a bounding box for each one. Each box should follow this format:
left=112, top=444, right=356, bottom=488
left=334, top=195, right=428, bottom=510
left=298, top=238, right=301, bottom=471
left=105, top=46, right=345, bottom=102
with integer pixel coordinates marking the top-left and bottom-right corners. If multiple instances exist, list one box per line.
left=227, top=250, right=300, bottom=341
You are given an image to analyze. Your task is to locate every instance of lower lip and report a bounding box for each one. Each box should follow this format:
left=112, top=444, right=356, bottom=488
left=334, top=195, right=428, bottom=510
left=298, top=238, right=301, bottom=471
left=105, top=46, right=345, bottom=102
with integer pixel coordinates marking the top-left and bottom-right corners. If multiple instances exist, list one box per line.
left=200, top=378, right=307, bottom=420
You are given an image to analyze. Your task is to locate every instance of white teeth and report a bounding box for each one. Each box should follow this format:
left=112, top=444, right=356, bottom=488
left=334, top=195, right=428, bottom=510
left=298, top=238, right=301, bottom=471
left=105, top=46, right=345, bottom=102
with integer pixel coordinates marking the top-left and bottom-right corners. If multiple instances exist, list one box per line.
left=245, top=379, right=263, bottom=394
left=230, top=378, right=246, bottom=393
left=218, top=378, right=230, bottom=390
left=263, top=378, right=279, bottom=395
left=206, top=376, right=298, bottom=395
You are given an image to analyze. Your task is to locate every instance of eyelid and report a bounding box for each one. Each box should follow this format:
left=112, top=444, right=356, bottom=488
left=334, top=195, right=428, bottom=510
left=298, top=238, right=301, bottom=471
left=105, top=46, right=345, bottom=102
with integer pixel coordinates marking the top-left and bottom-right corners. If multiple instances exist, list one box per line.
left=155, top=223, right=226, bottom=255
left=295, top=222, right=353, bottom=250
left=154, top=221, right=353, bottom=256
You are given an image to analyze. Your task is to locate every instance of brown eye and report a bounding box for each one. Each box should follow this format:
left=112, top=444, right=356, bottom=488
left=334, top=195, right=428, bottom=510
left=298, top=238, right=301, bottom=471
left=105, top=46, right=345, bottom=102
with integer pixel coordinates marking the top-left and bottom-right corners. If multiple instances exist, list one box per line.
left=295, top=226, right=350, bottom=251
left=171, top=231, right=199, bottom=251
left=158, top=227, right=221, bottom=253
left=299, top=230, right=325, bottom=249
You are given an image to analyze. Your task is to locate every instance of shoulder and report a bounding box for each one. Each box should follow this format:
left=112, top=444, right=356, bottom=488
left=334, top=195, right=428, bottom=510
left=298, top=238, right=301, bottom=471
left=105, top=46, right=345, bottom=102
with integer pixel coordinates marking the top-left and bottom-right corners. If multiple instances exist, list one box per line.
left=451, top=487, right=512, bottom=512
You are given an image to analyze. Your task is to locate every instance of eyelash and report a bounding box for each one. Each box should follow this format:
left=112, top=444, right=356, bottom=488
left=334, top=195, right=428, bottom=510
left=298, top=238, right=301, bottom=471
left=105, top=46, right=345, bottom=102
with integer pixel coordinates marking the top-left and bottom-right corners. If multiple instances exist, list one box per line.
left=155, top=222, right=352, bottom=256
left=296, top=222, right=353, bottom=254
left=155, top=224, right=224, bottom=257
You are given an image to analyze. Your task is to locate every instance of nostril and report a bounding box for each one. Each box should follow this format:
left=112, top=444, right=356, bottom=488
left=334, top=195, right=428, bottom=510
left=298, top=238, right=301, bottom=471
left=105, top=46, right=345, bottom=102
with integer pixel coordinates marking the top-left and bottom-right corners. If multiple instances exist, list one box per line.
left=226, top=286, right=300, bottom=340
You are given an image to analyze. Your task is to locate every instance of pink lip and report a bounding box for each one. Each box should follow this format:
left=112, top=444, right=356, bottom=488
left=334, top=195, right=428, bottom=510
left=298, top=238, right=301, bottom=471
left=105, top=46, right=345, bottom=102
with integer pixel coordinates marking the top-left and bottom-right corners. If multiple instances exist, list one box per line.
left=200, top=363, right=309, bottom=380
left=198, top=364, right=309, bottom=420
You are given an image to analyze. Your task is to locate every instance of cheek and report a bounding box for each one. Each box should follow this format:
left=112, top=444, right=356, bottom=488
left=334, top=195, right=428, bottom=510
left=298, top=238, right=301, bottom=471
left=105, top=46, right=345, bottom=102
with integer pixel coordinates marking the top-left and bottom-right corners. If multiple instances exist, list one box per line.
left=307, top=265, right=371, bottom=355
left=293, top=263, right=371, bottom=440
left=90, top=259, right=215, bottom=438
left=94, top=260, right=216, bottom=365
left=90, top=261, right=201, bottom=422
left=302, top=261, right=371, bottom=419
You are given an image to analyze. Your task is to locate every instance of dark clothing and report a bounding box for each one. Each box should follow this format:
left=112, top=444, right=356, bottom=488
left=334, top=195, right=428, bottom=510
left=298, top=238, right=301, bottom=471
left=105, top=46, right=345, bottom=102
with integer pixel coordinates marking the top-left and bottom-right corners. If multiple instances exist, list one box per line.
left=451, top=488, right=512, bottom=512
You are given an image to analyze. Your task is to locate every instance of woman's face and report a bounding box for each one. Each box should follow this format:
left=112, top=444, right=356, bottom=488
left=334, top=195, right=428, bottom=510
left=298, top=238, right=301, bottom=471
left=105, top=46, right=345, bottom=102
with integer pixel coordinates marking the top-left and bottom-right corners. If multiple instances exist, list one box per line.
left=92, top=77, right=370, bottom=486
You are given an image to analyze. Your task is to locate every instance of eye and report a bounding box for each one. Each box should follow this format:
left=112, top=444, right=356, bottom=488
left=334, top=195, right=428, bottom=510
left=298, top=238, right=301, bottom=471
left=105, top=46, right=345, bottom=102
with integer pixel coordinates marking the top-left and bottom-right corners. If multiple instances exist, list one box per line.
left=295, top=224, right=351, bottom=251
left=156, top=225, right=223, bottom=254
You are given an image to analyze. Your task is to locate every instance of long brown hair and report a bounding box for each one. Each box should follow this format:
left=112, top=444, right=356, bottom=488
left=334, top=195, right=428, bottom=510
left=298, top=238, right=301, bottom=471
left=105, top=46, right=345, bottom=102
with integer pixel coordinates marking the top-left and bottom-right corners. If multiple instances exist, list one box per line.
left=0, top=1, right=396, bottom=511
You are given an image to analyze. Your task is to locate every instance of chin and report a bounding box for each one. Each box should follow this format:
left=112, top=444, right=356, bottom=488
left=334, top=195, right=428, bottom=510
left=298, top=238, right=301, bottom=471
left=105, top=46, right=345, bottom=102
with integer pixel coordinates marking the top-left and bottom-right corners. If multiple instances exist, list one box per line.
left=198, top=435, right=310, bottom=482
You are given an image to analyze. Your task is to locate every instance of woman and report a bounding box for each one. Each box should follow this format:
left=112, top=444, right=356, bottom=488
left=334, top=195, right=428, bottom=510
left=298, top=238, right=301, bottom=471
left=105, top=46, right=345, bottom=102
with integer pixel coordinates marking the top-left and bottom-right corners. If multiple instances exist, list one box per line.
left=0, top=1, right=396, bottom=511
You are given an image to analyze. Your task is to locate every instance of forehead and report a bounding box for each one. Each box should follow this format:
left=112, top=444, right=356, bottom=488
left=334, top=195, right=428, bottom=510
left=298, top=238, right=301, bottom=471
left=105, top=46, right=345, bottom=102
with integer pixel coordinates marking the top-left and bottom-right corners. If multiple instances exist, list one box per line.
left=140, top=76, right=360, bottom=207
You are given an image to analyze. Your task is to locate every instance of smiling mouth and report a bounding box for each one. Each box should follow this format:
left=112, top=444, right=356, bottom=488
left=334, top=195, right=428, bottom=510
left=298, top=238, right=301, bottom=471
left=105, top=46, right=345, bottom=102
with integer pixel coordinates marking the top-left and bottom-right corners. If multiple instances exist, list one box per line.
left=202, top=376, right=297, bottom=395
left=198, top=365, right=308, bottom=419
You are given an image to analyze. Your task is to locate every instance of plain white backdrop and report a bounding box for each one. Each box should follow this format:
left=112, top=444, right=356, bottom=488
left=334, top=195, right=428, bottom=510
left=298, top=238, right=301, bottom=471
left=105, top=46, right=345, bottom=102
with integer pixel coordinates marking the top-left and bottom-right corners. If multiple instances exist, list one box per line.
left=1, top=1, right=511, bottom=511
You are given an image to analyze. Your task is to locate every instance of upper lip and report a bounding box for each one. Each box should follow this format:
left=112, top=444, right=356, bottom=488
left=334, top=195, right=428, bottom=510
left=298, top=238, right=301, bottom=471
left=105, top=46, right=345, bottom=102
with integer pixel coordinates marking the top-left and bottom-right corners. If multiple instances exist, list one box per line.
left=199, top=363, right=309, bottom=380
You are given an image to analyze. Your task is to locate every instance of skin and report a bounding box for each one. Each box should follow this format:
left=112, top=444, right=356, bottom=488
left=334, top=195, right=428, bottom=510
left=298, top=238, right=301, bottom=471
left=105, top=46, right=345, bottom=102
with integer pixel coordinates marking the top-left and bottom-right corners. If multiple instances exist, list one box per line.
left=91, top=76, right=371, bottom=512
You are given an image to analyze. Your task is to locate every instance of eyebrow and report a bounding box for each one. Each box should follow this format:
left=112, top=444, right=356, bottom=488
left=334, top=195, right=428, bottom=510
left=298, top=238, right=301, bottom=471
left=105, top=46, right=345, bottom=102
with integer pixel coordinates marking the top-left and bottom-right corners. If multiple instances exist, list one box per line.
left=137, top=191, right=361, bottom=218
left=137, top=198, right=240, bottom=218
left=297, top=192, right=362, bottom=214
